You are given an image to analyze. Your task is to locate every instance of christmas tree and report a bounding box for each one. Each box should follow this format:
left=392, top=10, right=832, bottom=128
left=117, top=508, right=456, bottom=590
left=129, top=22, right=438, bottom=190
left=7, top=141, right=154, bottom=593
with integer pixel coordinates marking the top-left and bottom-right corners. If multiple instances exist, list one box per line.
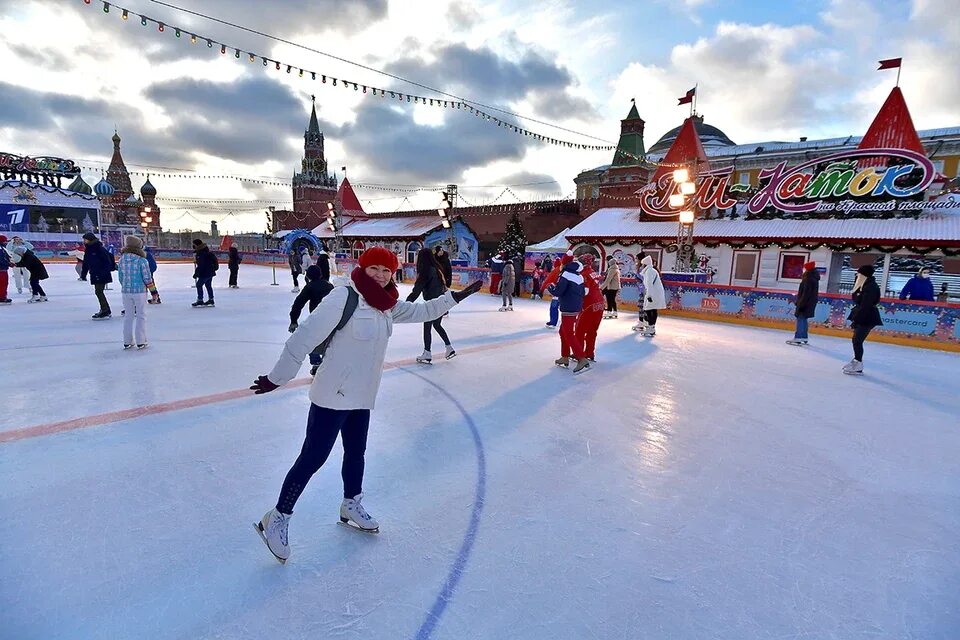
left=37, top=215, right=49, bottom=233
left=497, top=212, right=526, bottom=260
left=82, top=213, right=95, bottom=233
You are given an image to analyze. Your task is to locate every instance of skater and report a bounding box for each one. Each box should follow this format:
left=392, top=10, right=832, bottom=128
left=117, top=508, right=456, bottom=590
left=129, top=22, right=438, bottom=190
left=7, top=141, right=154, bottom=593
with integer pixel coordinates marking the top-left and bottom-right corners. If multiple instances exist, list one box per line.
left=488, top=253, right=505, bottom=295
left=407, top=248, right=456, bottom=362
left=531, top=265, right=544, bottom=300
left=499, top=258, right=515, bottom=311
left=71, top=246, right=85, bottom=280
left=250, top=247, right=483, bottom=562
left=936, top=282, right=950, bottom=302
left=434, top=245, right=453, bottom=289
left=144, top=246, right=161, bottom=304
left=575, top=255, right=605, bottom=362
left=316, top=246, right=331, bottom=282
left=192, top=239, right=218, bottom=307
left=9, top=236, right=32, bottom=294
left=14, top=246, right=48, bottom=302
left=899, top=268, right=935, bottom=301
left=600, top=256, right=621, bottom=318
left=289, top=265, right=335, bottom=374
left=787, top=261, right=819, bottom=346
left=541, top=251, right=573, bottom=328
left=80, top=232, right=115, bottom=320
left=636, top=255, right=665, bottom=336
left=549, top=259, right=589, bottom=373
left=117, top=235, right=154, bottom=350
left=288, top=247, right=303, bottom=292
left=844, top=265, right=883, bottom=376
left=0, top=235, right=10, bottom=304
left=228, top=246, right=242, bottom=288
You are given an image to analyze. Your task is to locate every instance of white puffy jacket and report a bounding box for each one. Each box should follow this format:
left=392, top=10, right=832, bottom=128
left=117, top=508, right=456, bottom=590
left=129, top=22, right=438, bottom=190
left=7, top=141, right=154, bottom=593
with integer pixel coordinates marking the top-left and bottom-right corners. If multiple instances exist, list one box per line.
left=641, top=264, right=666, bottom=310
left=269, top=283, right=457, bottom=409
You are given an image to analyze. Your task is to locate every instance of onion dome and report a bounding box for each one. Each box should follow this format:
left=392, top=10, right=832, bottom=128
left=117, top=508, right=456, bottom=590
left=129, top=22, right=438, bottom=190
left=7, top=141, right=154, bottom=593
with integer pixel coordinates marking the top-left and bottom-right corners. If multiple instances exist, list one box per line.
left=67, top=175, right=93, bottom=195
left=140, top=176, right=157, bottom=197
left=648, top=115, right=736, bottom=154
left=94, top=178, right=115, bottom=196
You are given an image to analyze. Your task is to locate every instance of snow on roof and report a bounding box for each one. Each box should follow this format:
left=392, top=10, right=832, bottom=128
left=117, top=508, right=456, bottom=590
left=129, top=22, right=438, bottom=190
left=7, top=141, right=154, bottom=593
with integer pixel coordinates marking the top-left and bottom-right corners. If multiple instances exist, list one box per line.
left=311, top=215, right=442, bottom=239
left=526, top=228, right=571, bottom=252
left=566, top=207, right=960, bottom=244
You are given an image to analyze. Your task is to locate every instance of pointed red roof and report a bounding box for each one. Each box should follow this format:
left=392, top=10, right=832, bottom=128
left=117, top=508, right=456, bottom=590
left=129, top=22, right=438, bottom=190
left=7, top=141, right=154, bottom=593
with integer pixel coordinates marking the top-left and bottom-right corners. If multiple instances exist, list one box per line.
left=858, top=87, right=924, bottom=155
left=336, top=177, right=367, bottom=216
left=650, top=116, right=709, bottom=185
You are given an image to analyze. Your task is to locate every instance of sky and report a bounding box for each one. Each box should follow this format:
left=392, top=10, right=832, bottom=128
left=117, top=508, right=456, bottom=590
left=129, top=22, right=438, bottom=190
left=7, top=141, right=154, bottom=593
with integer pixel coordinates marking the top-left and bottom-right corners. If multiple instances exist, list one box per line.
left=1, top=0, right=957, bottom=233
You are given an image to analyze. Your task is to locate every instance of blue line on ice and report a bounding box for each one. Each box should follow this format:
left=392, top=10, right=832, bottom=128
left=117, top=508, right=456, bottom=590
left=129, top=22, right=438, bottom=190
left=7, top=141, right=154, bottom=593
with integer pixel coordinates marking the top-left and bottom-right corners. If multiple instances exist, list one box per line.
left=400, top=367, right=487, bottom=640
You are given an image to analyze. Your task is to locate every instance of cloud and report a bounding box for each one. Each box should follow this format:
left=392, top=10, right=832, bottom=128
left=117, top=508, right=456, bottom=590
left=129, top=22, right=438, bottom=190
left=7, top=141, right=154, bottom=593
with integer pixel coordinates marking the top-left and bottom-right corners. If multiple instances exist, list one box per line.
left=447, top=1, right=481, bottom=30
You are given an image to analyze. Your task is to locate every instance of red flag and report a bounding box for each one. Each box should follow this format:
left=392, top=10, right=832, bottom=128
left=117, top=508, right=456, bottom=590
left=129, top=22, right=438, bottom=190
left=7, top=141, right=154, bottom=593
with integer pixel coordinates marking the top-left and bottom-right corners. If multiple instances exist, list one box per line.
left=677, top=87, right=696, bottom=105
left=878, top=57, right=902, bottom=70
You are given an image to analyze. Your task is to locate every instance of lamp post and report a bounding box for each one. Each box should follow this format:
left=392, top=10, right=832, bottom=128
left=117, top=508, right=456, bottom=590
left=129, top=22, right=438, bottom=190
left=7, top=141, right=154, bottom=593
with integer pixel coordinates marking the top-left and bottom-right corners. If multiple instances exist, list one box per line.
left=438, top=185, right=456, bottom=256
left=671, top=165, right=698, bottom=272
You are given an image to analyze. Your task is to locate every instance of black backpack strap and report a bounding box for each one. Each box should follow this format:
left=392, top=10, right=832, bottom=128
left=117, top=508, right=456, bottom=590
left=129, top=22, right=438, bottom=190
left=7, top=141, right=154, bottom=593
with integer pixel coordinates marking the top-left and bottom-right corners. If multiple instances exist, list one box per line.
left=312, top=288, right=359, bottom=363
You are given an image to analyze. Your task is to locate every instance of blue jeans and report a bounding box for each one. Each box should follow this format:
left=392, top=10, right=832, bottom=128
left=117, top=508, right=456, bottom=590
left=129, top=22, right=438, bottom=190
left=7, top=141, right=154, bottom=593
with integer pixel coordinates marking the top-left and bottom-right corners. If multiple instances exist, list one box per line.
left=547, top=298, right=560, bottom=326
left=794, top=316, right=809, bottom=340
left=196, top=276, right=213, bottom=301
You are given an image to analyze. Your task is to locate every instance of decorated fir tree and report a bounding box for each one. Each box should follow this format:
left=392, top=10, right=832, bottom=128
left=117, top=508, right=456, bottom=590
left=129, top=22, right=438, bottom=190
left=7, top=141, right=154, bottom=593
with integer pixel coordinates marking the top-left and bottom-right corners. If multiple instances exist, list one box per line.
left=81, top=213, right=95, bottom=233
left=37, top=215, right=49, bottom=233
left=497, top=212, right=527, bottom=260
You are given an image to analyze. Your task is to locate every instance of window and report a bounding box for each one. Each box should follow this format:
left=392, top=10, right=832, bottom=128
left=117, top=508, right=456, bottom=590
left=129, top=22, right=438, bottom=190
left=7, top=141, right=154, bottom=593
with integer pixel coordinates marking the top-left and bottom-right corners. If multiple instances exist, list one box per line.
left=738, top=171, right=750, bottom=185
left=779, top=252, right=808, bottom=280
left=352, top=240, right=365, bottom=259
left=932, top=159, right=945, bottom=174
left=592, top=186, right=599, bottom=198
left=406, top=241, right=421, bottom=264
left=732, top=250, right=759, bottom=286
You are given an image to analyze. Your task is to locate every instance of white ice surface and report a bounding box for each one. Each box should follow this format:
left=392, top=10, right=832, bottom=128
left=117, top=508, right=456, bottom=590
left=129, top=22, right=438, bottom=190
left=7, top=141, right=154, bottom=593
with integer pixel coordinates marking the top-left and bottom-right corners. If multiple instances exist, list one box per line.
left=2, top=264, right=959, bottom=640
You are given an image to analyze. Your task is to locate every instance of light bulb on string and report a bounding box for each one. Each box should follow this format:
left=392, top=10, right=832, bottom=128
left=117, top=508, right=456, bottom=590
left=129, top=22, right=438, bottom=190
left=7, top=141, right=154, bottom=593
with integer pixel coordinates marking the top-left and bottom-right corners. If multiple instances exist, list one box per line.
left=158, top=22, right=164, bottom=32
left=140, top=16, right=147, bottom=25
left=190, top=33, right=196, bottom=43
left=312, top=72, right=316, bottom=80
left=248, top=53, right=255, bottom=62
left=122, top=8, right=128, bottom=19
left=221, top=44, right=226, bottom=54
left=286, top=65, right=292, bottom=73
left=102, top=2, right=109, bottom=13
left=262, top=57, right=268, bottom=66
left=298, top=68, right=303, bottom=77
left=275, top=61, right=280, bottom=70
left=175, top=28, right=181, bottom=38
left=235, top=49, right=241, bottom=58
left=207, top=39, right=213, bottom=48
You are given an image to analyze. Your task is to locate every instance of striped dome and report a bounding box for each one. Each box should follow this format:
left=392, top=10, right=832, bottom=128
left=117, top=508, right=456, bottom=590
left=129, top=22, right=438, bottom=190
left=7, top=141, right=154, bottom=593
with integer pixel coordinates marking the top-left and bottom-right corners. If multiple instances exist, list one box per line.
left=94, top=178, right=115, bottom=196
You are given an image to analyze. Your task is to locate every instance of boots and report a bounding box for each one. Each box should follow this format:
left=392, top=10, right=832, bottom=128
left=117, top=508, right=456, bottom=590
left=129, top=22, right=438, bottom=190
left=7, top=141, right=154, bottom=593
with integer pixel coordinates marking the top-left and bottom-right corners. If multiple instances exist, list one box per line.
left=255, top=508, right=291, bottom=563
left=340, top=494, right=379, bottom=532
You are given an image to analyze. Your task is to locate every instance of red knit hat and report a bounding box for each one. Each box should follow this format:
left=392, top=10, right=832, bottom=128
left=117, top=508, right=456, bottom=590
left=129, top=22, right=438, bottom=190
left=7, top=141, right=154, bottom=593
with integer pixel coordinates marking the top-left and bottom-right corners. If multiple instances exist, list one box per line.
left=561, top=249, right=574, bottom=265
left=804, top=261, right=816, bottom=271
left=0, top=235, right=7, bottom=243
left=358, top=246, right=399, bottom=271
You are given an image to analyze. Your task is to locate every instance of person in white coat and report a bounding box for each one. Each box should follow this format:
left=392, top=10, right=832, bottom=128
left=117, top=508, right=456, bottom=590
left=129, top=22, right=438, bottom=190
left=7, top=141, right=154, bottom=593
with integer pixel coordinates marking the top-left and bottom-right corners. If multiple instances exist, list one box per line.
left=634, top=255, right=666, bottom=336
left=250, top=246, right=482, bottom=563
left=9, top=236, right=33, bottom=294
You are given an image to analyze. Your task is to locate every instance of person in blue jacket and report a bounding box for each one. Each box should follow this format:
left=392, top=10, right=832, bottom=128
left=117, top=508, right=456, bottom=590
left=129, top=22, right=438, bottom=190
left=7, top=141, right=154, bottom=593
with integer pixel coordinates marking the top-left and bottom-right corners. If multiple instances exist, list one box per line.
left=80, top=232, right=115, bottom=320
left=548, top=260, right=589, bottom=373
left=899, top=268, right=935, bottom=302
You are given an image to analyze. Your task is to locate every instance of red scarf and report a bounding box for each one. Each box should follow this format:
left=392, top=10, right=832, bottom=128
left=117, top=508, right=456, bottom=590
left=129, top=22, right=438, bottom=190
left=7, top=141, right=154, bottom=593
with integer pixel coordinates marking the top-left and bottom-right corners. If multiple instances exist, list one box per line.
left=351, top=267, right=399, bottom=311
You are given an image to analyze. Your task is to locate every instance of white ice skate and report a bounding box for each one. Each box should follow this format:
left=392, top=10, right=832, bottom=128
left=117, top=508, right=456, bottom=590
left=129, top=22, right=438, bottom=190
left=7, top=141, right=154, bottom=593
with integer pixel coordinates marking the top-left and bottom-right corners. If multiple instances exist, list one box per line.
left=27, top=295, right=40, bottom=303
left=498, top=306, right=508, bottom=312
left=254, top=508, right=291, bottom=564
left=339, top=493, right=379, bottom=533
left=573, top=358, right=591, bottom=374
left=445, top=345, right=457, bottom=360
left=554, top=356, right=570, bottom=368
left=631, top=322, right=647, bottom=333
left=786, top=339, right=808, bottom=346
left=416, top=349, right=432, bottom=365
left=291, top=287, right=300, bottom=293
left=508, top=305, right=514, bottom=311
left=842, top=359, right=864, bottom=376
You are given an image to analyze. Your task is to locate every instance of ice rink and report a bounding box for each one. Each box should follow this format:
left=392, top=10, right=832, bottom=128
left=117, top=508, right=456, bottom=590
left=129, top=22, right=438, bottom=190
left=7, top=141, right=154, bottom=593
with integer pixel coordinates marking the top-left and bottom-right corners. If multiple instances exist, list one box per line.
left=2, top=263, right=959, bottom=640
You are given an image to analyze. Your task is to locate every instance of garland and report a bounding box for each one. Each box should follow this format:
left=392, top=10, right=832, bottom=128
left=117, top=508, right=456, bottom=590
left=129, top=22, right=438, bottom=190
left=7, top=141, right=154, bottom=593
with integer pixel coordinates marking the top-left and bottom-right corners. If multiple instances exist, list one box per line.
left=570, top=236, right=960, bottom=256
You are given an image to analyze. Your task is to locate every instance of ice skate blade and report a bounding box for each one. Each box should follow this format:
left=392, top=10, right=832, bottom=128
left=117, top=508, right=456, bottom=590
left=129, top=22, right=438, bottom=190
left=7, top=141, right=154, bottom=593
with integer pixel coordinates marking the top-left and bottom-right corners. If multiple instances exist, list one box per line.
left=445, top=352, right=457, bottom=360
left=338, top=518, right=379, bottom=534
left=842, top=370, right=864, bottom=376
left=573, top=366, right=592, bottom=375
left=416, top=358, right=433, bottom=365
left=253, top=522, right=287, bottom=564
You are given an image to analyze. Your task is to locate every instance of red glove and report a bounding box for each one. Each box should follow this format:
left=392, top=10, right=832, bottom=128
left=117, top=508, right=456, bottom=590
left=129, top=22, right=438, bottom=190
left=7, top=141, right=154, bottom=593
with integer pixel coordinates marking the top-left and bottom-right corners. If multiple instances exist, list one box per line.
left=250, top=375, right=279, bottom=394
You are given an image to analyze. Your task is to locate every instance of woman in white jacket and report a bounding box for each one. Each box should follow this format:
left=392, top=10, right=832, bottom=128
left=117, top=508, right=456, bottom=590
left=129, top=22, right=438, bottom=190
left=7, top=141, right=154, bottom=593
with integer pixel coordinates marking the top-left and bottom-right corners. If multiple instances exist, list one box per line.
left=251, top=247, right=482, bottom=563
left=634, top=255, right=666, bottom=336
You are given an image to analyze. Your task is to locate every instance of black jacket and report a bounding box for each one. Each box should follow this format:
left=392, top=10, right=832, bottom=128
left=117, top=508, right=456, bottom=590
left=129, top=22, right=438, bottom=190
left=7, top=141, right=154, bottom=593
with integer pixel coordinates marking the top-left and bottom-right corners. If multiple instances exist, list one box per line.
left=228, top=248, right=241, bottom=269
left=316, top=252, right=331, bottom=282
left=290, top=279, right=334, bottom=322
left=407, top=264, right=446, bottom=302
left=435, top=252, right=453, bottom=288
left=847, top=278, right=883, bottom=328
left=194, top=246, right=219, bottom=279
left=17, top=250, right=48, bottom=280
left=81, top=241, right=115, bottom=284
left=794, top=270, right=820, bottom=318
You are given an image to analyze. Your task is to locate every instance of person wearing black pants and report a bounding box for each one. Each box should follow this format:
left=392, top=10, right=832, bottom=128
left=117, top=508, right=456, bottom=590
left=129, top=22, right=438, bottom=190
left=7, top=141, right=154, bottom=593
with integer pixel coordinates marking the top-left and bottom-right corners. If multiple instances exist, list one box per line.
left=844, top=264, right=882, bottom=375
left=192, top=239, right=218, bottom=307
left=645, top=309, right=659, bottom=328
left=227, top=246, right=241, bottom=288
left=408, top=248, right=456, bottom=362
left=81, top=232, right=115, bottom=319
left=275, top=405, right=370, bottom=515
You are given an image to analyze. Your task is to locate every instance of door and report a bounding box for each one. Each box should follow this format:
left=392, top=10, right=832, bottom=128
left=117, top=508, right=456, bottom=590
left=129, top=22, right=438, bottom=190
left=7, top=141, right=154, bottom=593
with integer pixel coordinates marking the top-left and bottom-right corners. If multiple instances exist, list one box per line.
left=730, top=250, right=760, bottom=287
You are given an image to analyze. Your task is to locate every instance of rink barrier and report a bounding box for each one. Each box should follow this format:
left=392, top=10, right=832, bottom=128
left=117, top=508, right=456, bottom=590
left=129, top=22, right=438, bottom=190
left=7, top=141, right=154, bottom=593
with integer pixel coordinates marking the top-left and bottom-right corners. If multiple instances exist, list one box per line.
left=31, top=250, right=960, bottom=352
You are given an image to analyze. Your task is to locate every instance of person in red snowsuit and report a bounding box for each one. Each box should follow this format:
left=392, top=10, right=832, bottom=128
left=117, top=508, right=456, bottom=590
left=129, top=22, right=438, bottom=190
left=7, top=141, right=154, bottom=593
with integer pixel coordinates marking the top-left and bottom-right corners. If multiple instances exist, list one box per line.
left=575, top=255, right=605, bottom=361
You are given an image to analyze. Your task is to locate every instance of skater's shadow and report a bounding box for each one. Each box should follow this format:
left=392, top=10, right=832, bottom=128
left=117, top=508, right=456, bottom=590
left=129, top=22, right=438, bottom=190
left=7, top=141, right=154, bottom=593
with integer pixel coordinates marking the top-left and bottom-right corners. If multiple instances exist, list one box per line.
left=451, top=327, right=555, bottom=347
